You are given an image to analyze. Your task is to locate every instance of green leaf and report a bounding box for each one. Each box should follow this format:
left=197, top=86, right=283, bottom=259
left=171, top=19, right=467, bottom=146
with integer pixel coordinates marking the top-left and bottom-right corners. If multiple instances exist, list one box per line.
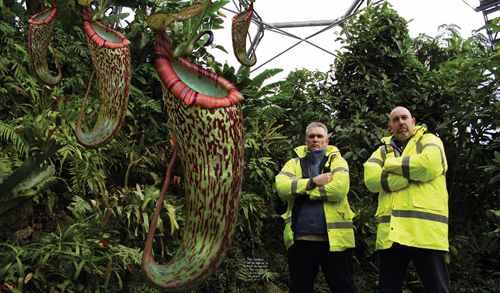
left=0, top=158, right=54, bottom=201
left=214, top=45, right=228, bottom=54
left=249, top=69, right=283, bottom=88
left=487, top=209, right=500, bottom=219
left=489, top=174, right=500, bottom=185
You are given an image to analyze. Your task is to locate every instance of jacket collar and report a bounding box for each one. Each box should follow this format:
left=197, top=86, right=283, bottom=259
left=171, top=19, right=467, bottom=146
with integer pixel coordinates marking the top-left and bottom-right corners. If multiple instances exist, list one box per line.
left=294, top=145, right=339, bottom=158
left=381, top=125, right=427, bottom=145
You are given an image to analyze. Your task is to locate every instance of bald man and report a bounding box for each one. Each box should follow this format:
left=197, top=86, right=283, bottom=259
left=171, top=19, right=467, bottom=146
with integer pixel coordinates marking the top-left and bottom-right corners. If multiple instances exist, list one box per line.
left=363, top=107, right=450, bottom=293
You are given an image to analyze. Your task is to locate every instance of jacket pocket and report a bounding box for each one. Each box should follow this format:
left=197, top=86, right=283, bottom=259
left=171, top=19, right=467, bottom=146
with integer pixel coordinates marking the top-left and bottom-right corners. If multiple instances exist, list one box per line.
left=411, top=179, right=447, bottom=211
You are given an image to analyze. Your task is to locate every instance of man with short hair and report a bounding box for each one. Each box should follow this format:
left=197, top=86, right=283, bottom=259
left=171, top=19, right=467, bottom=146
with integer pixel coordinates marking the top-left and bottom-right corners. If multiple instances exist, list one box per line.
left=364, top=106, right=450, bottom=293
left=275, top=122, right=357, bottom=293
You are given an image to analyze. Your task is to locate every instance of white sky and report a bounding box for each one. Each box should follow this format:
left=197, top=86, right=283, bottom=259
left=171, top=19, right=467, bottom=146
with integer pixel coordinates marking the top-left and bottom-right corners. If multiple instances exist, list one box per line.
left=207, top=0, right=486, bottom=80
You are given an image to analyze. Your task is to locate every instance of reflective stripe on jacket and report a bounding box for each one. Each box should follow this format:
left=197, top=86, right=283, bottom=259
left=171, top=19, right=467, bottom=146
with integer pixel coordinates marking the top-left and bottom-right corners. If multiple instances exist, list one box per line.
left=363, top=125, right=449, bottom=251
left=275, top=145, right=355, bottom=252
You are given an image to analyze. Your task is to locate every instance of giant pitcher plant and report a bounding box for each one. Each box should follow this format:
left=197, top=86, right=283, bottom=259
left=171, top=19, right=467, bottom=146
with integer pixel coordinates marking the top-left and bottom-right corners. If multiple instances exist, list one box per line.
left=27, top=0, right=132, bottom=147
left=232, top=0, right=257, bottom=66
left=74, top=3, right=132, bottom=147
left=28, top=0, right=62, bottom=85
left=142, top=1, right=245, bottom=290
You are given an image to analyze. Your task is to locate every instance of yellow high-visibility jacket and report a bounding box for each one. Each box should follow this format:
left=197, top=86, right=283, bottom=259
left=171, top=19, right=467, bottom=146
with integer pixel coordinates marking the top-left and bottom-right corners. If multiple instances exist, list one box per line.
left=275, top=145, right=355, bottom=252
left=363, top=125, right=449, bottom=251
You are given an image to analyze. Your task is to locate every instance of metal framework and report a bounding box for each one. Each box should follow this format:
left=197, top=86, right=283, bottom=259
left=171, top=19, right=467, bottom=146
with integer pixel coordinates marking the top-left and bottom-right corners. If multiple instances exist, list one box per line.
left=475, top=0, right=500, bottom=46
left=225, top=0, right=382, bottom=72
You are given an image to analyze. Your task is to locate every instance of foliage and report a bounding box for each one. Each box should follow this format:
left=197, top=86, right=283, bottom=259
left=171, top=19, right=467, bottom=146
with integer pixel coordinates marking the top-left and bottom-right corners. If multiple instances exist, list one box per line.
left=333, top=2, right=424, bottom=119
left=266, top=69, right=334, bottom=149
left=0, top=196, right=142, bottom=292
left=0, top=122, right=28, bottom=157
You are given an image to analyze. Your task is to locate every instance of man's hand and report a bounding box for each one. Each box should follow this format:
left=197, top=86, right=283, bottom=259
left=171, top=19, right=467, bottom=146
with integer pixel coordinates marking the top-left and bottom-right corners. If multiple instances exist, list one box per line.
left=312, top=172, right=332, bottom=186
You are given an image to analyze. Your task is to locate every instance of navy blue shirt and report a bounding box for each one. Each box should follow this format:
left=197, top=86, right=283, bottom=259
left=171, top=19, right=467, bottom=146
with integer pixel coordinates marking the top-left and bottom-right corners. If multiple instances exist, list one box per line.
left=291, top=149, right=328, bottom=238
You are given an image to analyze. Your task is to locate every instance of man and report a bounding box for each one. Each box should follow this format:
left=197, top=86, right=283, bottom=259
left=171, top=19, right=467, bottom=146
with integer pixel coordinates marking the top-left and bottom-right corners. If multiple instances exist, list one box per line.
left=275, top=122, right=357, bottom=293
left=363, top=106, right=450, bottom=293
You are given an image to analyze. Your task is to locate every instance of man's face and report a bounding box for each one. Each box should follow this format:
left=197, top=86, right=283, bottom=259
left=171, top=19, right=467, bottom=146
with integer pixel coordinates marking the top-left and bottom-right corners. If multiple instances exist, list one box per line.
left=306, top=127, right=328, bottom=151
left=389, top=107, right=416, bottom=142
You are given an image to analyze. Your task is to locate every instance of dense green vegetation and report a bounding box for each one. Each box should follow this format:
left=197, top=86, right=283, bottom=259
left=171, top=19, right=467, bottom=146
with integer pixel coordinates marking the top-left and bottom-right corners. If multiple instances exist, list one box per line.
left=0, top=1, right=498, bottom=292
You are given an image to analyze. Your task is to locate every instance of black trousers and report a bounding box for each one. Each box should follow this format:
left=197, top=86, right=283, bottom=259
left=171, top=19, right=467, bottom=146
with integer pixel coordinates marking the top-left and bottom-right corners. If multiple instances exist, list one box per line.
left=287, top=240, right=357, bottom=293
left=378, top=243, right=449, bottom=293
